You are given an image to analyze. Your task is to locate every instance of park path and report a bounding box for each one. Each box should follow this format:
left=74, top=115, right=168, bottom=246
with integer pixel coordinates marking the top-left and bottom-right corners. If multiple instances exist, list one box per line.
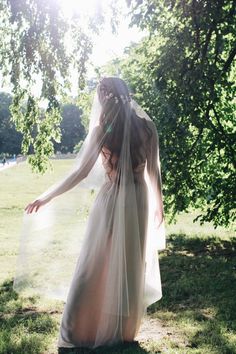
left=0, top=161, right=17, bottom=171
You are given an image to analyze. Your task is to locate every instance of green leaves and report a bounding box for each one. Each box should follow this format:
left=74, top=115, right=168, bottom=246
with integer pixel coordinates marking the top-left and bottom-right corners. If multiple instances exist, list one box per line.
left=0, top=0, right=104, bottom=172
left=9, top=90, right=62, bottom=172
left=123, top=0, right=236, bottom=228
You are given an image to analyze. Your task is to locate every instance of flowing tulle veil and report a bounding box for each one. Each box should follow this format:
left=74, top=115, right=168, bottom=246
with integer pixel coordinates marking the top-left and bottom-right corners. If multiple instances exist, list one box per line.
left=13, top=77, right=166, bottom=317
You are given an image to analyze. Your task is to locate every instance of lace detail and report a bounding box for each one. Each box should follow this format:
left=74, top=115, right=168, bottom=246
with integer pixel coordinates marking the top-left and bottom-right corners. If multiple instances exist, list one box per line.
left=101, top=147, right=146, bottom=183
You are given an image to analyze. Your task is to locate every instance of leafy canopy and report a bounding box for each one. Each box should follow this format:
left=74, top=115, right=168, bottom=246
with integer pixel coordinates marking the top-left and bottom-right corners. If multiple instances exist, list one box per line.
left=118, top=0, right=235, bottom=228
left=0, top=0, right=112, bottom=172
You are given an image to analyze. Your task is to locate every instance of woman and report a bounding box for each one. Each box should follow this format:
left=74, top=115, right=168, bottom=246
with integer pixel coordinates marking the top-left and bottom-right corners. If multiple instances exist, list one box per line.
left=14, top=77, right=165, bottom=349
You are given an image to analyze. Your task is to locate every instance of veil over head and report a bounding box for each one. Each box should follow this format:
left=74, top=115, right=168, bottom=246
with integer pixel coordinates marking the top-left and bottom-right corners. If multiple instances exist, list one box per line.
left=13, top=77, right=166, bottom=313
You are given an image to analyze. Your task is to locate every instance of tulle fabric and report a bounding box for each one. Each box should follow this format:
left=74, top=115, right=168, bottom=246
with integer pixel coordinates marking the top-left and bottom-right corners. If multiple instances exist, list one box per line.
left=13, top=79, right=166, bottom=349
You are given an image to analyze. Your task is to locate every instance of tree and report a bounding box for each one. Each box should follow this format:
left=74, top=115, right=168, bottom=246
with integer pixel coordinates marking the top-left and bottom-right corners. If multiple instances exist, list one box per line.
left=0, top=92, right=85, bottom=155
left=54, top=104, right=86, bottom=153
left=0, top=0, right=111, bottom=172
left=114, top=0, right=235, bottom=228
left=0, top=92, right=22, bottom=155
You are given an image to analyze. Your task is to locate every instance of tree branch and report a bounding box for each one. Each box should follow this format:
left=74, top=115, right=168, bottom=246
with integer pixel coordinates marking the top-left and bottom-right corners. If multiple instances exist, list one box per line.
left=190, top=126, right=204, bottom=151
left=211, top=105, right=236, bottom=168
left=222, top=45, right=236, bottom=74
left=201, top=27, right=214, bottom=63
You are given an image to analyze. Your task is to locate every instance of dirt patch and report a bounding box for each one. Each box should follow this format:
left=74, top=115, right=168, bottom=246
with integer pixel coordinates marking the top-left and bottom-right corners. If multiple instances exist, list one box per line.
left=136, top=317, right=165, bottom=341
left=136, top=316, right=187, bottom=348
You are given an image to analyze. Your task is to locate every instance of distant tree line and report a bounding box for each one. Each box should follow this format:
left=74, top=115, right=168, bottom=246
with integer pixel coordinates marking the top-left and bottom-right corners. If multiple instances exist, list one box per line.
left=0, top=92, right=85, bottom=156
left=0, top=92, right=22, bottom=156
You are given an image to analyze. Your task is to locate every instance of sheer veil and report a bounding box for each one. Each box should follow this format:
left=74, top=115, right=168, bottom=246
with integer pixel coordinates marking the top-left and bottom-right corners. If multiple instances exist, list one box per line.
left=13, top=77, right=166, bottom=314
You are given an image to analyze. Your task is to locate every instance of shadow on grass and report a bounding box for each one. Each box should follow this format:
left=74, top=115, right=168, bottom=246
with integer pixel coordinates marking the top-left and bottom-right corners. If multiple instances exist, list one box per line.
left=58, top=341, right=149, bottom=354
left=1, top=234, right=235, bottom=353
left=0, top=279, right=57, bottom=354
left=149, top=233, right=236, bottom=353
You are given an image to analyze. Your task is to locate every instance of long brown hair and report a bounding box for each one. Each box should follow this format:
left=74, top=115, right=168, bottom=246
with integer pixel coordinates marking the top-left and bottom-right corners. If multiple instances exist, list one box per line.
left=97, top=77, right=152, bottom=170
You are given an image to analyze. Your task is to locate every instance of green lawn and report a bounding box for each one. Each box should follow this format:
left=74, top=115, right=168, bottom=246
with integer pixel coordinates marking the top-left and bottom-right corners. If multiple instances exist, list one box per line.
left=0, top=161, right=235, bottom=354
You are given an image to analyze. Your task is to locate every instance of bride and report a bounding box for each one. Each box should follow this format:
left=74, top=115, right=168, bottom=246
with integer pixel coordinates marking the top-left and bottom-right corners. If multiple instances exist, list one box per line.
left=14, top=77, right=166, bottom=349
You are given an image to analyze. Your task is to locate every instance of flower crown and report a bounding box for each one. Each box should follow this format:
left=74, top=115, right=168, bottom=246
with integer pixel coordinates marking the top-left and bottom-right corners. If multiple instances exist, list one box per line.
left=104, top=92, right=131, bottom=104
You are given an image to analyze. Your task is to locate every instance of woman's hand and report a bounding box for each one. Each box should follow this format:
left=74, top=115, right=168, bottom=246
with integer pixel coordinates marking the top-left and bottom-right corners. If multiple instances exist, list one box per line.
left=154, top=209, right=164, bottom=229
left=25, top=197, right=51, bottom=214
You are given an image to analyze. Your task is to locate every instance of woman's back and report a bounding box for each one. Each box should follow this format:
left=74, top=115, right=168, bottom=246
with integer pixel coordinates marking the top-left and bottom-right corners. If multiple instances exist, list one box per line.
left=101, top=116, right=152, bottom=183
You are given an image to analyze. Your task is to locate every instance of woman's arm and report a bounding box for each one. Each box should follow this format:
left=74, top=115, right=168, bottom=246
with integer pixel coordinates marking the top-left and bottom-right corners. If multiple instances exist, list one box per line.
left=25, top=126, right=103, bottom=214
left=146, top=121, right=164, bottom=227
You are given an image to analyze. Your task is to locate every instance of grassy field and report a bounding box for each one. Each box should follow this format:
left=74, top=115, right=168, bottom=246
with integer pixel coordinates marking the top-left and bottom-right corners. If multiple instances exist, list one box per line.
left=0, top=161, right=235, bottom=354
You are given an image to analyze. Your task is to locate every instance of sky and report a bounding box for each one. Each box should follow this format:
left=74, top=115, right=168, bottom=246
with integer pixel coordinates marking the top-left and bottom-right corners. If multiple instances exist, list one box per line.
left=65, top=0, right=145, bottom=75
left=58, top=0, right=144, bottom=68
left=90, top=19, right=144, bottom=68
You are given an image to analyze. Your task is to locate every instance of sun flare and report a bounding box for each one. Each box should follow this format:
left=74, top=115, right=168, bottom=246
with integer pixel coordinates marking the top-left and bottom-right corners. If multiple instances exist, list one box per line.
left=58, top=0, right=109, bottom=18
left=54, top=0, right=145, bottom=74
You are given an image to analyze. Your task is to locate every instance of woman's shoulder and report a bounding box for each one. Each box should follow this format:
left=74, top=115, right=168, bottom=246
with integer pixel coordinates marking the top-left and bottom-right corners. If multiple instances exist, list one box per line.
left=145, top=120, right=159, bottom=139
left=146, top=119, right=156, bottom=130
left=91, top=125, right=103, bottom=138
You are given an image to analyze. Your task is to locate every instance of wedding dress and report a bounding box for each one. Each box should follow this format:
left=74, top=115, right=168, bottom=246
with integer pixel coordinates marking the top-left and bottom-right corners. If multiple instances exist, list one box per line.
left=13, top=77, right=166, bottom=349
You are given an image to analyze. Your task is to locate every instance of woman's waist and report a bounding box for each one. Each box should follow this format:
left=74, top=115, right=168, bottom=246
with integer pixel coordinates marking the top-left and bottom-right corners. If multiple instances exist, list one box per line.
left=104, top=172, right=146, bottom=185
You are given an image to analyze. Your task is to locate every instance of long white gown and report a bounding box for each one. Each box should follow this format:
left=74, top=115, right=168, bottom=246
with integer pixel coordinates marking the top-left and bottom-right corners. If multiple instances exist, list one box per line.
left=58, top=133, right=163, bottom=348
left=13, top=93, right=165, bottom=350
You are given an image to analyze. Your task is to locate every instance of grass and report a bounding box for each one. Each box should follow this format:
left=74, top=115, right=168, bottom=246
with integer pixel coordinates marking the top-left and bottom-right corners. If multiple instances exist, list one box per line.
left=151, top=234, right=236, bottom=354
left=0, top=161, right=235, bottom=354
